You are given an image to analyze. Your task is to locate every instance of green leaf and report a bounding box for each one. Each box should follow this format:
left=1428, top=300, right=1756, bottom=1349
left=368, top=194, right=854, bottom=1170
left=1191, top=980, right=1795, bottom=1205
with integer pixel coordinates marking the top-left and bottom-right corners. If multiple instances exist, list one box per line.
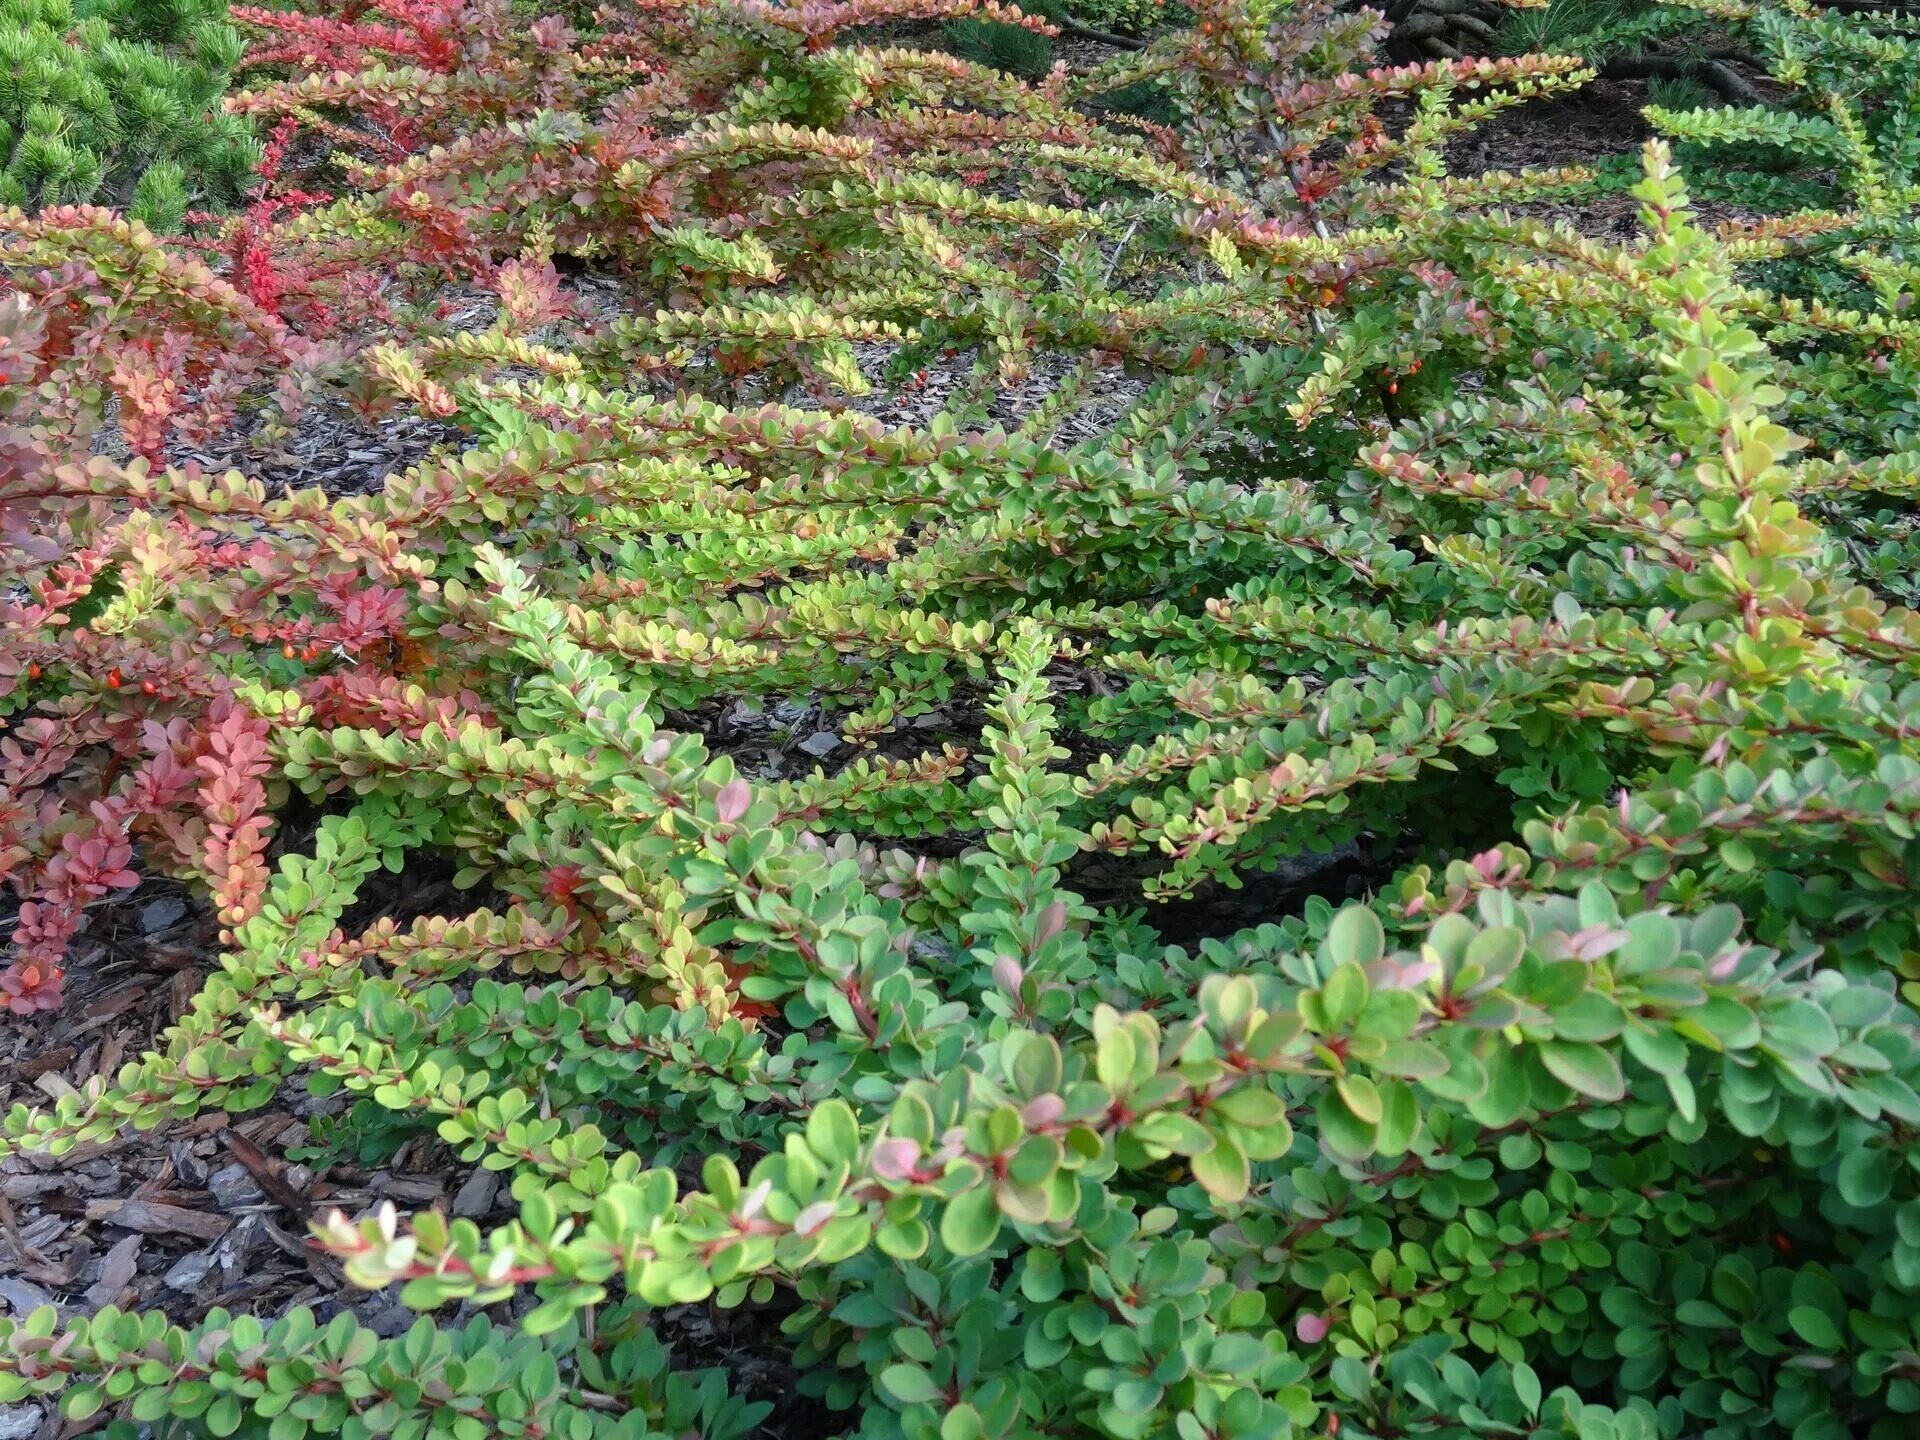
left=1628, top=1021, right=1689, bottom=1075
left=520, top=1298, right=578, bottom=1336
left=1374, top=1078, right=1420, bottom=1157
left=1499, top=1132, right=1542, bottom=1169
left=1336, top=1073, right=1382, bottom=1124
left=1788, top=1305, right=1845, bottom=1352
left=880, top=1363, right=945, bottom=1405
left=64, top=1385, right=106, bottom=1423
left=1326, top=905, right=1385, bottom=968
left=807, top=1099, right=861, bottom=1165
left=940, top=1185, right=1002, bottom=1256
left=1540, top=1040, right=1625, bottom=1102
left=876, top=1216, right=930, bottom=1260
left=1836, top=1148, right=1893, bottom=1208
left=1468, top=1045, right=1531, bottom=1128
left=1190, top=1132, right=1250, bottom=1202
left=1320, top=962, right=1370, bottom=1031
left=1512, top=1360, right=1541, bottom=1417
left=1095, top=1026, right=1138, bottom=1092
left=1317, top=1086, right=1378, bottom=1163
left=1207, top=1333, right=1266, bottom=1375
left=207, top=1395, right=243, bottom=1438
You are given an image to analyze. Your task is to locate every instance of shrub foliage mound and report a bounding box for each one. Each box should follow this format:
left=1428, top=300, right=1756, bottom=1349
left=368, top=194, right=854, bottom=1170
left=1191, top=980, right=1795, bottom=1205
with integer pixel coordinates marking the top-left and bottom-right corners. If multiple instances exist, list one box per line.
left=3, top=1, right=1920, bottom=1439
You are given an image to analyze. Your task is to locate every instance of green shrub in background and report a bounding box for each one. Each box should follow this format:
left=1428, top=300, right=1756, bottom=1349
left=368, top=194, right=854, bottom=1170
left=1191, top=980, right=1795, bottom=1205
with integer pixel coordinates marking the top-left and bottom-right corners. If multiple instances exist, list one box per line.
left=0, top=0, right=256, bottom=228
left=1055, top=0, right=1177, bottom=32
left=948, top=0, right=1188, bottom=81
left=946, top=14, right=1057, bottom=76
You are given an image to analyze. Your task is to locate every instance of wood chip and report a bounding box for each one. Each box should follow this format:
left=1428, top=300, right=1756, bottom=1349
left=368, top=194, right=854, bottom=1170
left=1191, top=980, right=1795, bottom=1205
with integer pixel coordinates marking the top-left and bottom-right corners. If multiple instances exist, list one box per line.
left=147, top=940, right=206, bottom=973
left=223, top=1132, right=311, bottom=1219
left=29, top=1074, right=77, bottom=1104
left=0, top=1177, right=68, bottom=1203
left=14, top=1215, right=65, bottom=1256
left=83, top=1233, right=142, bottom=1309
left=91, top=1032, right=125, bottom=1085
left=377, top=1178, right=445, bottom=1204
left=0, top=1196, right=41, bottom=1264
left=0, top=1277, right=53, bottom=1317
left=450, top=1167, right=499, bottom=1218
left=82, top=986, right=146, bottom=1022
left=85, top=1200, right=231, bottom=1242
left=168, top=970, right=199, bottom=1022
left=9, top=1048, right=74, bottom=1082
left=235, top=1113, right=299, bottom=1145
left=136, top=1189, right=212, bottom=1209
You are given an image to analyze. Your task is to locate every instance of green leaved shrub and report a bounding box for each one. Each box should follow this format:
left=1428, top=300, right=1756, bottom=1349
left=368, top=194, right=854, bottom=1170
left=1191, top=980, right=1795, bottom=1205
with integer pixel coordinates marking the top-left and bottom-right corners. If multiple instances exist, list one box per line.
left=3, top=2, right=1920, bottom=1440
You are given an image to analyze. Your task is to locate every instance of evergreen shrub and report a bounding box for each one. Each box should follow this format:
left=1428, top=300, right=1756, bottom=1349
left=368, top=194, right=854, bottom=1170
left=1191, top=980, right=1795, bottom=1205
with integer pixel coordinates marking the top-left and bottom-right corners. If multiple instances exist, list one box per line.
left=0, top=0, right=255, bottom=227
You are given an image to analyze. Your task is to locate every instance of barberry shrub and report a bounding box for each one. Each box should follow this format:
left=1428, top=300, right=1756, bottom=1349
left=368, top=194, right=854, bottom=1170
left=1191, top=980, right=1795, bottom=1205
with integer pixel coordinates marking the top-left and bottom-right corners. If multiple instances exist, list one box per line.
left=0, top=0, right=256, bottom=227
left=3, top=2, right=1920, bottom=1440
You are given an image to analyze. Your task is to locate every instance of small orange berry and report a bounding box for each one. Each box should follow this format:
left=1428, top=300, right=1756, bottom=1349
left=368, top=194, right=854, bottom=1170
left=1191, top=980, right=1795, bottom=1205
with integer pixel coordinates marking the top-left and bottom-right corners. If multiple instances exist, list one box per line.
left=27, top=663, right=41, bottom=679
left=282, top=643, right=297, bottom=659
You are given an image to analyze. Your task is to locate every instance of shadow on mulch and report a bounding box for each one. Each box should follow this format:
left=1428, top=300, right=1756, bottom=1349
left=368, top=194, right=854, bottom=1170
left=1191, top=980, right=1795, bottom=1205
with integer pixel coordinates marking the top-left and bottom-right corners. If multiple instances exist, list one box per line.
left=1445, top=76, right=1770, bottom=237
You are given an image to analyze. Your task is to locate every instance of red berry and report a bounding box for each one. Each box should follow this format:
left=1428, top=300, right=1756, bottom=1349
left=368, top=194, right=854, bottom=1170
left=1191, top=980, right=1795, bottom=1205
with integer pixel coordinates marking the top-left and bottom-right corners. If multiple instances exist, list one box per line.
left=140, top=679, right=157, bottom=696
left=106, top=670, right=122, bottom=690
left=27, top=663, right=41, bottom=679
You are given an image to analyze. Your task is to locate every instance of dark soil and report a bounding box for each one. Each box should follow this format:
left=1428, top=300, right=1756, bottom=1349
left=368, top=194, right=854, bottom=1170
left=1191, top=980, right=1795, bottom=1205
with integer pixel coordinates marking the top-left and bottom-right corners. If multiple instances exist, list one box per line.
left=1444, top=75, right=1770, bottom=236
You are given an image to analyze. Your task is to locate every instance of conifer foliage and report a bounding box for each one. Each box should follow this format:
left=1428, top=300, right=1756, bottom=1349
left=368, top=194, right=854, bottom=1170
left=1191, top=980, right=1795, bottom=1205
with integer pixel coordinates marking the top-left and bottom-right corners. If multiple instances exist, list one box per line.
left=0, top=0, right=257, bottom=226
left=3, top=2, right=1920, bottom=1439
